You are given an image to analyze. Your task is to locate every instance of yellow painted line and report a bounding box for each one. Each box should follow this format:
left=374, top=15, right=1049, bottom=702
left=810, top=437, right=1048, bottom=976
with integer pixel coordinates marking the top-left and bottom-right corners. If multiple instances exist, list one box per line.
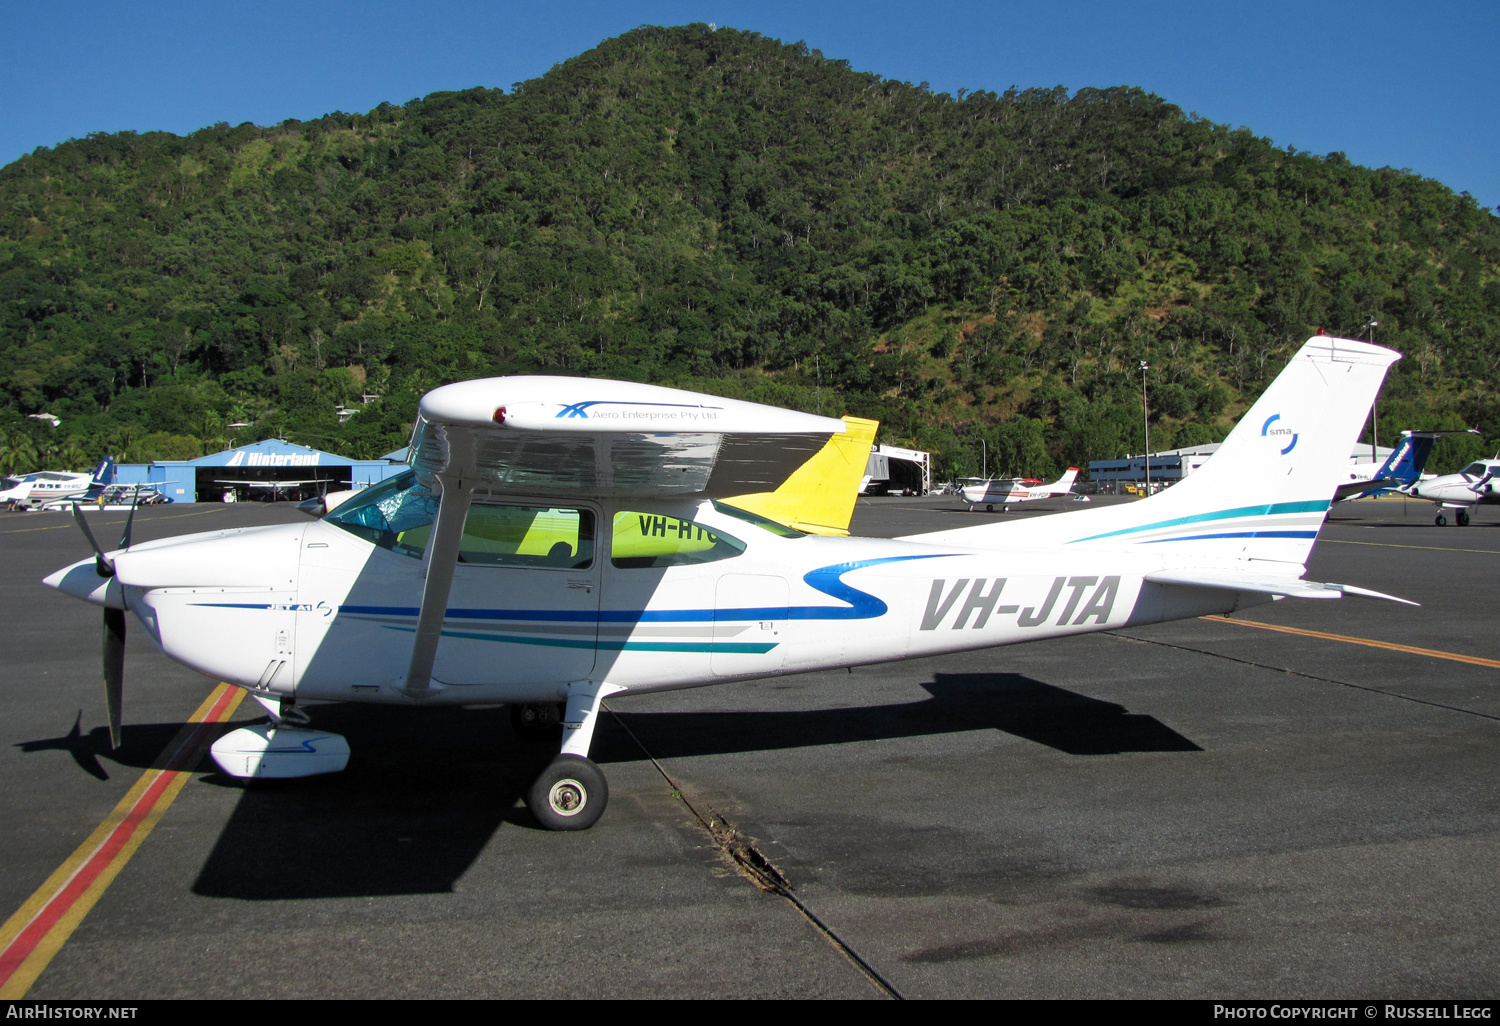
left=0, top=506, right=233, bottom=535
left=1204, top=615, right=1500, bottom=669
left=1323, top=538, right=1500, bottom=556
left=0, top=683, right=246, bottom=997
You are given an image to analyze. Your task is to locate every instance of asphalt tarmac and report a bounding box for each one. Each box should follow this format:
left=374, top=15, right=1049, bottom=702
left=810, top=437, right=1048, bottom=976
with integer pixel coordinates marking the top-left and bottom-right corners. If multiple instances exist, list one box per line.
left=2, top=494, right=1496, bottom=999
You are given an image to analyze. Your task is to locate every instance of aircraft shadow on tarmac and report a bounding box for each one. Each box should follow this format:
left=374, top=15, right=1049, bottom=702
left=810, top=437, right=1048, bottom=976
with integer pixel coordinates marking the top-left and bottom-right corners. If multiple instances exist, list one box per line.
left=18, top=674, right=1197, bottom=900
left=608, top=672, right=1201, bottom=761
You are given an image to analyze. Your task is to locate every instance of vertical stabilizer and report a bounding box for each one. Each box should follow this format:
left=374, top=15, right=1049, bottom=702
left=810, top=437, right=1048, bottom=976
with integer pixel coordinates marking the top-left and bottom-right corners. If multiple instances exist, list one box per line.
left=1048, top=467, right=1079, bottom=494
left=910, top=336, right=1400, bottom=570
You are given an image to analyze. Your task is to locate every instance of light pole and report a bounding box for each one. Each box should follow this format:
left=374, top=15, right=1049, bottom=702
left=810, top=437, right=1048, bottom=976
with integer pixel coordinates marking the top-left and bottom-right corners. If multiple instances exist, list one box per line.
left=1364, top=317, right=1380, bottom=460
left=1140, top=361, right=1151, bottom=495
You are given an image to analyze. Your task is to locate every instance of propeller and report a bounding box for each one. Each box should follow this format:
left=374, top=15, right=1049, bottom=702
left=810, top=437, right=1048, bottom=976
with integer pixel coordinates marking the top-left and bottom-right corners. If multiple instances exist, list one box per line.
left=70, top=501, right=136, bottom=749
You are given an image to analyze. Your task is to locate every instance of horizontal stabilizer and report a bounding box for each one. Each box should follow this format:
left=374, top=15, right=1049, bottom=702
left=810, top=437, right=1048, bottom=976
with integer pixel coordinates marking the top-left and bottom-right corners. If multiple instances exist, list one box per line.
left=1145, top=569, right=1418, bottom=606
left=1333, top=476, right=1397, bottom=502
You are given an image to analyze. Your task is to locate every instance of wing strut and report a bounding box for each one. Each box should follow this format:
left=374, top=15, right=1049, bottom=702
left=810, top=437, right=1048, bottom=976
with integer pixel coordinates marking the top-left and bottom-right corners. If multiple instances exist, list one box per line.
left=401, top=470, right=474, bottom=694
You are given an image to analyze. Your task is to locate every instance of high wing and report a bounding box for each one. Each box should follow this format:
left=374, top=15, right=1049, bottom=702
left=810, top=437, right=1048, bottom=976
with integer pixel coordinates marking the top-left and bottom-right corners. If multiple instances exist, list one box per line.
left=399, top=376, right=847, bottom=693
left=412, top=376, right=844, bottom=498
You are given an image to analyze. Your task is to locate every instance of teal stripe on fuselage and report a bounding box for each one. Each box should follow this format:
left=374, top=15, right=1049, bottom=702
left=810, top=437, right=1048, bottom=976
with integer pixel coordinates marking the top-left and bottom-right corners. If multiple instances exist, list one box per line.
left=384, top=624, right=776, bottom=654
left=1068, top=500, right=1331, bottom=544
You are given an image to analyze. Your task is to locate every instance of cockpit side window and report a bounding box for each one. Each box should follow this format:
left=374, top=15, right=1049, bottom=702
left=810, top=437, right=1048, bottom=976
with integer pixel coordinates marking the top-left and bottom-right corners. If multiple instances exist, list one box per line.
left=324, top=471, right=596, bottom=568
left=458, top=504, right=595, bottom=569
left=612, top=512, right=745, bottom=569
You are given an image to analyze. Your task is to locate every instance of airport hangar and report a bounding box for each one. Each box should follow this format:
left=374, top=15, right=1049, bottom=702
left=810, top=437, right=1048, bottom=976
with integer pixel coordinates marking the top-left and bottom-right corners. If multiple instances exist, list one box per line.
left=114, top=438, right=409, bottom=504
left=1088, top=441, right=1394, bottom=490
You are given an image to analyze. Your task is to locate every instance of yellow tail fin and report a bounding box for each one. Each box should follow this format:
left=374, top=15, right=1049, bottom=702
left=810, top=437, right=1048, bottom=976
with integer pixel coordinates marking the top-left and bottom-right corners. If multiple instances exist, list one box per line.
left=721, top=416, right=878, bottom=536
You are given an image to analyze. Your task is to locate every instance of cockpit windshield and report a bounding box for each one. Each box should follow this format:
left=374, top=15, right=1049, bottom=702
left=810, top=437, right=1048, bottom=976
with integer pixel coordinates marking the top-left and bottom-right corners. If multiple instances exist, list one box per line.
left=324, top=470, right=437, bottom=557
left=1461, top=463, right=1490, bottom=480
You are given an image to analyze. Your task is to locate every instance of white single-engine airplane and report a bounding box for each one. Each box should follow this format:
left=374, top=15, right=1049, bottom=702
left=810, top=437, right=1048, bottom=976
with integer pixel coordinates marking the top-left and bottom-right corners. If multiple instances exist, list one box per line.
left=45, top=335, right=1413, bottom=830
left=216, top=477, right=348, bottom=502
left=959, top=467, right=1080, bottom=512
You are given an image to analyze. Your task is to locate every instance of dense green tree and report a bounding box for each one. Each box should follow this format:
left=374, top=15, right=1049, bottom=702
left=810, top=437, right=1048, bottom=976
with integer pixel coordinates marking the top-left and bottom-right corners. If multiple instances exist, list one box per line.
left=0, top=24, right=1495, bottom=481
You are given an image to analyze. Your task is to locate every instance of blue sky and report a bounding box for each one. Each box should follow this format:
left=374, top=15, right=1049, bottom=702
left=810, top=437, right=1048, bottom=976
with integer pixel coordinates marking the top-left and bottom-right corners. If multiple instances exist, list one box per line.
left=2, top=1, right=1496, bottom=209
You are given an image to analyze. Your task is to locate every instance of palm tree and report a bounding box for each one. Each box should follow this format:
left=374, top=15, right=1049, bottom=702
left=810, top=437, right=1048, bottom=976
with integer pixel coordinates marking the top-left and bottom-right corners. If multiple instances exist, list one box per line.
left=0, top=430, right=40, bottom=475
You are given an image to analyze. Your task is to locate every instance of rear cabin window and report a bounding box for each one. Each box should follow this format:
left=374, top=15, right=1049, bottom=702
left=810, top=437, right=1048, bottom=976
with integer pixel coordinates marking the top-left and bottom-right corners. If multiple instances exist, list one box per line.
left=612, top=512, right=745, bottom=569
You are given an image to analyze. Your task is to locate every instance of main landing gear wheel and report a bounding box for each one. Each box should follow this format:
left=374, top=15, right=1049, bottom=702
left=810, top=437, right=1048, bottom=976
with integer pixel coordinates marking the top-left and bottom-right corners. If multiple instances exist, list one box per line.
left=1457, top=509, right=1471, bottom=526
left=510, top=701, right=564, bottom=742
left=985, top=503, right=994, bottom=512
left=527, top=755, right=608, bottom=831
left=1435, top=513, right=1448, bottom=527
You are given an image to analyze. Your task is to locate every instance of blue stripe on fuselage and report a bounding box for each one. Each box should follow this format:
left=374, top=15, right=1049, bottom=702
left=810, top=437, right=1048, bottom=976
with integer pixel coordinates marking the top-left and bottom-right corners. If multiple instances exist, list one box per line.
left=1140, top=530, right=1318, bottom=543
left=1067, top=500, right=1330, bottom=544
left=204, top=554, right=957, bottom=627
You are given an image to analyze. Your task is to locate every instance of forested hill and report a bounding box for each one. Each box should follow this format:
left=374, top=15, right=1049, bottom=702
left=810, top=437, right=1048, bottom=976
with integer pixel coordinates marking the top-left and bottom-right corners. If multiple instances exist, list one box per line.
left=2, top=23, right=1498, bottom=478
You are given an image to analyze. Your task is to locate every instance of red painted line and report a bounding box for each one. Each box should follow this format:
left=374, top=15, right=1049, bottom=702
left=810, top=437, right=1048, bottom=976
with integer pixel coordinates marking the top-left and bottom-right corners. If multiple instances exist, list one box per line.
left=0, top=684, right=243, bottom=992
left=0, top=772, right=176, bottom=984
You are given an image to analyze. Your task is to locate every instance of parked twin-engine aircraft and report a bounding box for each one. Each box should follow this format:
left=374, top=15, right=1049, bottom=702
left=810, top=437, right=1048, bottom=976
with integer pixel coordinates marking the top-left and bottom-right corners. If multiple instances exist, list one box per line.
left=1410, top=458, right=1500, bottom=526
left=959, top=467, right=1080, bottom=512
left=2, top=457, right=113, bottom=510
left=1332, top=429, right=1478, bottom=502
left=44, top=335, right=1413, bottom=830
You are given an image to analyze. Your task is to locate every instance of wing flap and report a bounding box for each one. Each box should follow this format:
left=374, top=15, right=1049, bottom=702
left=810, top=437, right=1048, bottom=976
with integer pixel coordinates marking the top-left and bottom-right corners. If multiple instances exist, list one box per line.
left=1145, top=569, right=1418, bottom=606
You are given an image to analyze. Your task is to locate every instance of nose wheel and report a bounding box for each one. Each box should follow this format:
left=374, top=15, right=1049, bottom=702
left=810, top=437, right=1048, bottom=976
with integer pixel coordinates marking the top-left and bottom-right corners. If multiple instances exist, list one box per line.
left=1435, top=513, right=1448, bottom=526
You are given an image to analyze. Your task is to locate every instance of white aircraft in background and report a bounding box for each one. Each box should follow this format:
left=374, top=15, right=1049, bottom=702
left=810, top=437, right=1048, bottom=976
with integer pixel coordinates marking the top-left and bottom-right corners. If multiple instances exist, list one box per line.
left=216, top=477, right=348, bottom=502
left=52, top=483, right=173, bottom=511
left=45, top=336, right=1412, bottom=831
left=1, top=458, right=114, bottom=510
left=959, top=467, right=1079, bottom=512
left=1331, top=429, right=1478, bottom=502
left=1410, top=458, right=1500, bottom=526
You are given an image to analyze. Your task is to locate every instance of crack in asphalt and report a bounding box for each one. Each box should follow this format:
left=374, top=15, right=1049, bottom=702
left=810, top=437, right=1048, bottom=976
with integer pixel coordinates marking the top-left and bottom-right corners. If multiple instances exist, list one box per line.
left=605, top=705, right=904, bottom=1000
